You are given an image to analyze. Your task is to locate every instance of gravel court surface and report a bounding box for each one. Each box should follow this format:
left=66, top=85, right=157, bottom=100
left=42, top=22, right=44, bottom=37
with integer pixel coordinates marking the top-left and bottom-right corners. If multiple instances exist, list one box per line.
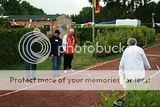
left=0, top=44, right=160, bottom=107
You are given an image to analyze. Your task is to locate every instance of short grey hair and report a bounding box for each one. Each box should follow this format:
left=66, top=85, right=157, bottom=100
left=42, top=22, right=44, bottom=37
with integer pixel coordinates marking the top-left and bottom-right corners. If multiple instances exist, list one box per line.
left=127, top=38, right=137, bottom=46
left=34, top=28, right=40, bottom=32
left=69, top=28, right=74, bottom=33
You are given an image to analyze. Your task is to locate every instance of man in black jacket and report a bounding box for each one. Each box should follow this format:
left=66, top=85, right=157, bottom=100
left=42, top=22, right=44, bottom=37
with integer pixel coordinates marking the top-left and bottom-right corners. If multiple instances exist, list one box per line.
left=50, top=30, right=63, bottom=72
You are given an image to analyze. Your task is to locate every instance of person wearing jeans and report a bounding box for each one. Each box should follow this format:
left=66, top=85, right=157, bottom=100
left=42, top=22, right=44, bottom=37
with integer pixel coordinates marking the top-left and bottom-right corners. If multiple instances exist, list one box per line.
left=24, top=28, right=40, bottom=79
left=52, top=56, right=62, bottom=76
left=50, top=30, right=63, bottom=76
left=24, top=61, right=36, bottom=79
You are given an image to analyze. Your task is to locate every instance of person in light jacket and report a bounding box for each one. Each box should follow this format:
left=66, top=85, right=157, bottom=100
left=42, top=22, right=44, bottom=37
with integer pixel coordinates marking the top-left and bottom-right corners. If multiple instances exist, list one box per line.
left=119, top=38, right=151, bottom=89
left=62, top=29, right=75, bottom=73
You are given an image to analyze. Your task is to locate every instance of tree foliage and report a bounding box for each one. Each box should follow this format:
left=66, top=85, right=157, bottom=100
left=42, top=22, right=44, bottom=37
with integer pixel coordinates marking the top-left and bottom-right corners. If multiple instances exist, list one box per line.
left=72, top=0, right=159, bottom=24
left=2, top=0, right=45, bottom=15
left=71, top=7, right=92, bottom=23
left=21, top=1, right=45, bottom=15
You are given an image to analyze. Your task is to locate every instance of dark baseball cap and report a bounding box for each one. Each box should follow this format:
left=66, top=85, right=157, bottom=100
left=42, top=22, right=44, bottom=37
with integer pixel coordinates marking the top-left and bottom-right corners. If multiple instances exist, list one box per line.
left=55, top=30, right=60, bottom=34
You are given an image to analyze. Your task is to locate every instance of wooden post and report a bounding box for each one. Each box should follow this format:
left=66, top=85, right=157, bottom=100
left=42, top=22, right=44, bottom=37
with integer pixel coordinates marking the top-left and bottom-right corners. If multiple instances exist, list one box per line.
left=92, top=0, right=95, bottom=42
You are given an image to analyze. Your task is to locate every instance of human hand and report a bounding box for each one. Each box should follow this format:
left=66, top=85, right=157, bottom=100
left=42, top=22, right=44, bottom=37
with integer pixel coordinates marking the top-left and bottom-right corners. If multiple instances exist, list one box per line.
left=50, top=55, right=54, bottom=59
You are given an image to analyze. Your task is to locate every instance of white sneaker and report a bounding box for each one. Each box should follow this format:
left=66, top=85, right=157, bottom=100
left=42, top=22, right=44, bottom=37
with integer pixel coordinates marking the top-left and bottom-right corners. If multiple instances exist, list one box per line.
left=69, top=69, right=75, bottom=72
left=64, top=70, right=68, bottom=74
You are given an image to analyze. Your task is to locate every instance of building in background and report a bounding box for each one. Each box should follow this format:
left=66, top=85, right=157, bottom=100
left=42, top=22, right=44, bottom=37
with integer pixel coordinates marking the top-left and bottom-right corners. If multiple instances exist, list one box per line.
left=7, top=15, right=72, bottom=36
left=97, top=19, right=141, bottom=27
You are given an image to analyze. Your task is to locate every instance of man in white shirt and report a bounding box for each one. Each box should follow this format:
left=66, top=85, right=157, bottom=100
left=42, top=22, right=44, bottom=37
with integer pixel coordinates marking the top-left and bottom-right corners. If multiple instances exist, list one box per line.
left=119, top=38, right=151, bottom=89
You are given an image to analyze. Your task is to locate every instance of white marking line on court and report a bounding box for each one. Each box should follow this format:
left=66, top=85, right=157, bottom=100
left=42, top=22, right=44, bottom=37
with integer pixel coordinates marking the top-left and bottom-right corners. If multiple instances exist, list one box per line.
left=141, top=66, right=160, bottom=84
left=146, top=54, right=160, bottom=58
left=144, top=43, right=160, bottom=50
left=0, top=59, right=119, bottom=98
left=63, top=59, right=120, bottom=77
left=0, top=82, right=43, bottom=98
left=0, top=44, right=160, bottom=98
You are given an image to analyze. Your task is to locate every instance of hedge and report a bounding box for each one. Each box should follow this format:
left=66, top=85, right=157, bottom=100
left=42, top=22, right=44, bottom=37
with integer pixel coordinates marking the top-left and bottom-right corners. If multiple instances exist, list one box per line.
left=142, top=23, right=160, bottom=33
left=155, top=25, right=160, bottom=33
left=76, top=26, right=156, bottom=57
left=76, top=26, right=155, bottom=45
left=0, top=28, right=47, bottom=69
left=0, top=18, right=11, bottom=28
left=77, top=26, right=133, bottom=45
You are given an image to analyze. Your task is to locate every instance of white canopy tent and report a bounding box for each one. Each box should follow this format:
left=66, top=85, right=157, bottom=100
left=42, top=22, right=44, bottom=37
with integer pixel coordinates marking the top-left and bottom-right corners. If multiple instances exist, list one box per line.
left=116, top=19, right=141, bottom=27
left=156, top=23, right=160, bottom=27
left=0, top=16, right=8, bottom=18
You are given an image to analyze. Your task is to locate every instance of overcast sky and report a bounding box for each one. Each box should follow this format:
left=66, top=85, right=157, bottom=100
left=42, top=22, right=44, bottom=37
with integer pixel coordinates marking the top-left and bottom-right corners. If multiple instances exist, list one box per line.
left=24, top=0, right=159, bottom=15
left=24, top=0, right=91, bottom=15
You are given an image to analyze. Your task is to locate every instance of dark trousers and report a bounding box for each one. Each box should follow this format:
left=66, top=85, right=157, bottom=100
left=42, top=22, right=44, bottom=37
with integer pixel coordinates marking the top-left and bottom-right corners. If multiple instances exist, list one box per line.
left=64, top=54, right=73, bottom=70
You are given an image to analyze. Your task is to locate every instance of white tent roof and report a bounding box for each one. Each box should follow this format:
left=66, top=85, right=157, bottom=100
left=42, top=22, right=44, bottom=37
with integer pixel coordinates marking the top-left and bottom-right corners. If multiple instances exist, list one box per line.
left=116, top=19, right=141, bottom=26
left=0, top=16, right=9, bottom=18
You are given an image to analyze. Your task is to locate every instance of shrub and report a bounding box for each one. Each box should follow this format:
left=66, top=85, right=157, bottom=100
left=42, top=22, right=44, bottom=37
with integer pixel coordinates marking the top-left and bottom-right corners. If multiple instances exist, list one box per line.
left=76, top=26, right=134, bottom=45
left=93, top=91, right=160, bottom=107
left=131, top=28, right=145, bottom=46
left=0, top=28, right=47, bottom=69
left=125, top=91, right=160, bottom=107
left=76, top=28, right=93, bottom=46
left=92, top=91, right=121, bottom=107
left=76, top=26, right=155, bottom=47
left=0, top=18, right=11, bottom=28
left=77, top=26, right=156, bottom=58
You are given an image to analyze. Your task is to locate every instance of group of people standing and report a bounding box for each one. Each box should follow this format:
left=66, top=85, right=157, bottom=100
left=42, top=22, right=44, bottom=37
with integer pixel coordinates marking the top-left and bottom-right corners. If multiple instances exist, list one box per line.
left=24, top=28, right=76, bottom=78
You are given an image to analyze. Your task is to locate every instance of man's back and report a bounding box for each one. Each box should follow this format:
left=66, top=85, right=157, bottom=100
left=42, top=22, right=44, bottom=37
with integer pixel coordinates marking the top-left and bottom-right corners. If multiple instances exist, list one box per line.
left=122, top=45, right=145, bottom=70
left=119, top=45, right=151, bottom=79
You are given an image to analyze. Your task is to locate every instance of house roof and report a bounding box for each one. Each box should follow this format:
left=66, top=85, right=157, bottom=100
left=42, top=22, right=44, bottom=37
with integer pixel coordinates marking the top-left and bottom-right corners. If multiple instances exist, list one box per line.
left=98, top=20, right=116, bottom=24
left=7, top=15, right=60, bottom=20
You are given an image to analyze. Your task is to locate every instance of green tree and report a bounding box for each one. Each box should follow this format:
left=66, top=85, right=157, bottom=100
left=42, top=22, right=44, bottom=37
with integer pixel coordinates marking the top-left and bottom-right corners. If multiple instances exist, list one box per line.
left=2, top=0, right=45, bottom=15
left=155, top=1, right=160, bottom=23
left=73, top=7, right=92, bottom=23
left=73, top=0, right=159, bottom=24
left=135, top=1, right=157, bottom=23
left=21, top=1, right=45, bottom=15
left=3, top=0, right=28, bottom=15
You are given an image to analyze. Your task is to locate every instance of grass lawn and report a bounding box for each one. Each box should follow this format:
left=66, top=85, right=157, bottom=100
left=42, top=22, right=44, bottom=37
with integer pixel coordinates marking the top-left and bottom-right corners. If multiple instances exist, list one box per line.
left=6, top=47, right=120, bottom=70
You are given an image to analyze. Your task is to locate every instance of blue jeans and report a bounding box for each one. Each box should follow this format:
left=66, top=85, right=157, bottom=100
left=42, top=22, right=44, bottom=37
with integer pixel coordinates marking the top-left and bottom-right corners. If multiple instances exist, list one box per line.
left=24, top=61, right=36, bottom=79
left=52, top=56, right=61, bottom=76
